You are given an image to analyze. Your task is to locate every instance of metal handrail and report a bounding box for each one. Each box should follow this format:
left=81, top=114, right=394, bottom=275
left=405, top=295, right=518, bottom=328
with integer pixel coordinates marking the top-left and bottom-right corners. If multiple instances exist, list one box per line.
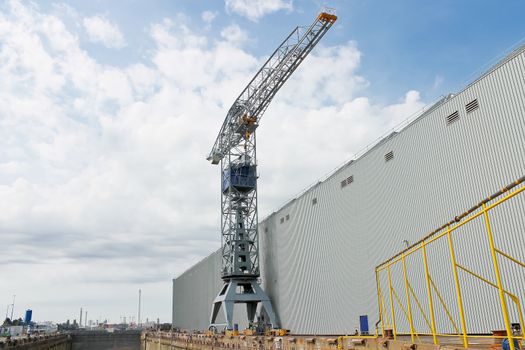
left=375, top=175, right=525, bottom=349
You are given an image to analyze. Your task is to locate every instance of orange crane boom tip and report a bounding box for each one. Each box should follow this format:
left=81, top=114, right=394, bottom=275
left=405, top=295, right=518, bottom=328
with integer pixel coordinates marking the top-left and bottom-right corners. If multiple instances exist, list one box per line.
left=318, top=12, right=338, bottom=23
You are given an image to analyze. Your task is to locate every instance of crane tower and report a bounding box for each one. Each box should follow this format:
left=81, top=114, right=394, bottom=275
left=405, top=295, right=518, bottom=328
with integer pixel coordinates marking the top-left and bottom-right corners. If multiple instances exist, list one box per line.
left=207, top=10, right=337, bottom=330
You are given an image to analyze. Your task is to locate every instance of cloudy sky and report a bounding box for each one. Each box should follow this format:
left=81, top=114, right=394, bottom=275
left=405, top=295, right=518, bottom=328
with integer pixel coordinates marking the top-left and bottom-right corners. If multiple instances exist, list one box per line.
left=0, top=0, right=524, bottom=324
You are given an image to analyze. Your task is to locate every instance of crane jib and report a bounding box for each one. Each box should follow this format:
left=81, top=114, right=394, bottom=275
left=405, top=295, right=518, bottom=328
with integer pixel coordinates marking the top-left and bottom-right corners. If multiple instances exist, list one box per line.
left=207, top=12, right=337, bottom=164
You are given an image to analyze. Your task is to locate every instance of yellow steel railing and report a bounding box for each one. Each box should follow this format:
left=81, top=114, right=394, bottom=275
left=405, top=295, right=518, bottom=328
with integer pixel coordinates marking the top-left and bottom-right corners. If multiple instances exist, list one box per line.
left=376, top=175, right=525, bottom=349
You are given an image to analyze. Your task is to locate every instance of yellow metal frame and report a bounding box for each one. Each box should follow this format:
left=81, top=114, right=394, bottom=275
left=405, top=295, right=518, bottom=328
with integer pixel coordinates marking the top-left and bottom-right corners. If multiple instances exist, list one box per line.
left=375, top=180, right=525, bottom=348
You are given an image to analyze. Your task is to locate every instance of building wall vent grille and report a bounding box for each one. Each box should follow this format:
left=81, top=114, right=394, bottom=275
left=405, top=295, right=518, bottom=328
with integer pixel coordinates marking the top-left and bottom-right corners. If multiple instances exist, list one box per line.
left=312, top=197, right=318, bottom=205
left=384, top=151, right=394, bottom=162
left=341, top=179, right=347, bottom=188
left=347, top=175, right=354, bottom=184
left=286, top=214, right=290, bottom=221
left=280, top=217, right=284, bottom=224
left=465, top=99, right=479, bottom=113
left=446, top=111, right=460, bottom=125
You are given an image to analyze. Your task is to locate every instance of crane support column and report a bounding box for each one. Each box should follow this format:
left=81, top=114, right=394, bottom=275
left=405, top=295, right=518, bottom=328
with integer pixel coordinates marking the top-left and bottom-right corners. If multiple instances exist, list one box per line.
left=207, top=9, right=337, bottom=331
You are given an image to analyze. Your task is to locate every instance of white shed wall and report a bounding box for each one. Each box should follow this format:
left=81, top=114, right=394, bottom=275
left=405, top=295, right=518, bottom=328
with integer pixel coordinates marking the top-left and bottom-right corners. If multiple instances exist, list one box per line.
left=173, top=46, right=525, bottom=334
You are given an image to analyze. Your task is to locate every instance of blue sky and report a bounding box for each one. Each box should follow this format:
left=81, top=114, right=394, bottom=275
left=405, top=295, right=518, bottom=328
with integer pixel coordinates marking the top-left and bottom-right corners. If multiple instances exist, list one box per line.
left=0, top=0, right=524, bottom=325
left=36, top=0, right=525, bottom=102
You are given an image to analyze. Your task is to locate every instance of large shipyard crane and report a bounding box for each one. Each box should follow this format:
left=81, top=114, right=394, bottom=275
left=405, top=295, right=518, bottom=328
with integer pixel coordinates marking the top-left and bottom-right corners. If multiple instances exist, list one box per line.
left=207, top=10, right=337, bottom=331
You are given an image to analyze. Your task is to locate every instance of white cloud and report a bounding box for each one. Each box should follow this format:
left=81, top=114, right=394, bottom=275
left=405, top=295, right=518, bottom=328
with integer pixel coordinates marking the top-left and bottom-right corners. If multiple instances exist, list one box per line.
left=433, top=74, right=444, bottom=89
left=220, top=24, right=249, bottom=45
left=225, top=0, right=293, bottom=22
left=278, top=41, right=367, bottom=108
left=202, top=10, right=217, bottom=25
left=0, top=1, right=425, bottom=324
left=83, top=15, right=125, bottom=48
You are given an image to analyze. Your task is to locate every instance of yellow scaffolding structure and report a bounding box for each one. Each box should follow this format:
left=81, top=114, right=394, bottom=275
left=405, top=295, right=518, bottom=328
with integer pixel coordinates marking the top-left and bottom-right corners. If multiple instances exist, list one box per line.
left=375, top=175, right=525, bottom=348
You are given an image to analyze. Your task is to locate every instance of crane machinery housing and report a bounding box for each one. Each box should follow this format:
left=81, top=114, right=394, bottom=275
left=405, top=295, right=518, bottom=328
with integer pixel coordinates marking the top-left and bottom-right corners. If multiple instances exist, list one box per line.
left=207, top=10, right=337, bottom=331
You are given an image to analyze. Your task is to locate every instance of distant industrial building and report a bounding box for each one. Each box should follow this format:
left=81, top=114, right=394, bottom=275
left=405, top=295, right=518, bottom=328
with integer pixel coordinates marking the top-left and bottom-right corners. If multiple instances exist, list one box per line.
left=173, top=45, right=525, bottom=334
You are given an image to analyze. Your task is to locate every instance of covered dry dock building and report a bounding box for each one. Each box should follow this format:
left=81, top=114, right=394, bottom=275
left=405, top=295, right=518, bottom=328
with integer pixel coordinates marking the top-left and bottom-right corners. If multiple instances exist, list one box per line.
left=173, top=45, right=525, bottom=334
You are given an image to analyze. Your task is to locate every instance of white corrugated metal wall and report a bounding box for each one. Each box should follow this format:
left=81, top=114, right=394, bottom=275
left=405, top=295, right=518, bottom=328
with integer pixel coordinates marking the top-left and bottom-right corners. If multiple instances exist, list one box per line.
left=173, top=46, right=525, bottom=334
left=172, top=251, right=222, bottom=330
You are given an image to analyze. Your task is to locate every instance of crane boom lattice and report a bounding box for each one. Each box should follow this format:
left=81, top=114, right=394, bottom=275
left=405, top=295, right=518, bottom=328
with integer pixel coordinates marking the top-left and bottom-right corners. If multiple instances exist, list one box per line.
left=208, top=10, right=337, bottom=331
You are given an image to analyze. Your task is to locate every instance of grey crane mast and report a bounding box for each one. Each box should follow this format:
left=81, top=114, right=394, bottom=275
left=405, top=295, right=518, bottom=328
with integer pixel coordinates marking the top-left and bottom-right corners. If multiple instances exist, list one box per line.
left=207, top=10, right=337, bottom=331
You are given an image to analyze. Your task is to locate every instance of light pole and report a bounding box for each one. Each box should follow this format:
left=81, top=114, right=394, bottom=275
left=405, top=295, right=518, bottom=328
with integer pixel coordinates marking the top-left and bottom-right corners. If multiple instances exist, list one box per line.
left=138, top=289, right=141, bottom=327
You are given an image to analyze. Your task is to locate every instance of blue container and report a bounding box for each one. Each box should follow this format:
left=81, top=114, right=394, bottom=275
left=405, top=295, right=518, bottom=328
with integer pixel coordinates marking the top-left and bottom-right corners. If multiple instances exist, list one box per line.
left=359, top=315, right=369, bottom=335
left=222, top=165, right=256, bottom=193
left=24, top=309, right=32, bottom=325
left=503, top=338, right=520, bottom=350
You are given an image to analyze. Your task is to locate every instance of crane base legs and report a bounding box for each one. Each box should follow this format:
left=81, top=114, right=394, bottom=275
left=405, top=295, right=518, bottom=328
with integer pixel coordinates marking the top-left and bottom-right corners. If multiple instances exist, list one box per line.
left=209, top=279, right=279, bottom=330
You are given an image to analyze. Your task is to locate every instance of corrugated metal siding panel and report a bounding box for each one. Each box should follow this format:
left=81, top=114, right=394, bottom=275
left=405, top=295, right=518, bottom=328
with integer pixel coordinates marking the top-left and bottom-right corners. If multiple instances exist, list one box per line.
left=172, top=250, right=223, bottom=330
left=172, top=251, right=256, bottom=330
left=173, top=47, right=525, bottom=333
left=262, top=47, right=525, bottom=334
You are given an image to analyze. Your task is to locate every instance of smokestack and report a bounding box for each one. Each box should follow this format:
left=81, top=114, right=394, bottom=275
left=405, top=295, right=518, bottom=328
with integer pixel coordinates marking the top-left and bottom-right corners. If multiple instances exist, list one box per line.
left=10, top=295, right=15, bottom=321
left=79, top=307, right=83, bottom=327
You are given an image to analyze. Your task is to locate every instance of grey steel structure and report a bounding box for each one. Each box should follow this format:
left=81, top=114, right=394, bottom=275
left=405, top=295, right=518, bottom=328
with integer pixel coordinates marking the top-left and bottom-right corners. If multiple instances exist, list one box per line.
left=206, top=11, right=337, bottom=330
left=174, top=45, right=525, bottom=334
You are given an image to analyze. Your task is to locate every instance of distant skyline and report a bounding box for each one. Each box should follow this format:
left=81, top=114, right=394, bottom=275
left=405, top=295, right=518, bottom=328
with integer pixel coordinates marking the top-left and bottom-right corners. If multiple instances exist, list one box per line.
left=0, top=0, right=524, bottom=323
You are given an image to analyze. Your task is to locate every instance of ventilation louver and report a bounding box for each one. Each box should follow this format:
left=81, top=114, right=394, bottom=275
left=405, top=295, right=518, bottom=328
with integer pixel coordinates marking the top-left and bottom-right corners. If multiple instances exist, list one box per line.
left=347, top=175, right=354, bottom=184
left=312, top=198, right=318, bottom=205
left=384, top=151, right=394, bottom=162
left=465, top=99, right=479, bottom=113
left=446, top=111, right=460, bottom=125
left=286, top=214, right=290, bottom=221
left=341, top=179, right=347, bottom=188
left=280, top=217, right=284, bottom=224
